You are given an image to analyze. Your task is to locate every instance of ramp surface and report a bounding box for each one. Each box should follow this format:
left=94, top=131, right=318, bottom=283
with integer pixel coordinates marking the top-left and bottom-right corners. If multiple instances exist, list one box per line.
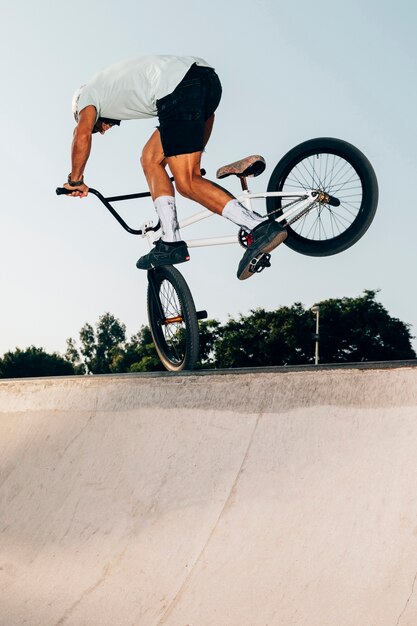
left=1, top=366, right=417, bottom=626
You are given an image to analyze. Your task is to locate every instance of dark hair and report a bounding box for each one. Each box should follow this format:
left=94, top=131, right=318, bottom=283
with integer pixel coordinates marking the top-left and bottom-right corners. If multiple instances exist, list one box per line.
left=92, top=118, right=121, bottom=134
left=100, top=118, right=121, bottom=126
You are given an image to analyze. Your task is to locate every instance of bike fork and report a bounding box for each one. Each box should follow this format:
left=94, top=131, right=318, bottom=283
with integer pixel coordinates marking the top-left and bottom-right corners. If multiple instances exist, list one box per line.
left=147, top=268, right=208, bottom=325
left=147, top=269, right=165, bottom=324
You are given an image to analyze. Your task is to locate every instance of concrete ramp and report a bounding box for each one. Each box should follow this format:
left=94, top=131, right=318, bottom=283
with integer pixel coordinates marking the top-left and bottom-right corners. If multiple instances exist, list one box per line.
left=1, top=365, right=417, bottom=625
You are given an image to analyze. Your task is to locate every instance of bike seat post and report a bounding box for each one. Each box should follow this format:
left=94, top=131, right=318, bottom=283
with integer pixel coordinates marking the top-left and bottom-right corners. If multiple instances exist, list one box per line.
left=239, top=176, right=254, bottom=212
left=239, top=176, right=249, bottom=192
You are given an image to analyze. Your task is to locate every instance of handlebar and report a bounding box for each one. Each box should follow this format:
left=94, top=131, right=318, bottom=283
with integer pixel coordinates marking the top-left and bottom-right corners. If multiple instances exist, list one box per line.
left=55, top=186, right=155, bottom=235
left=56, top=169, right=206, bottom=235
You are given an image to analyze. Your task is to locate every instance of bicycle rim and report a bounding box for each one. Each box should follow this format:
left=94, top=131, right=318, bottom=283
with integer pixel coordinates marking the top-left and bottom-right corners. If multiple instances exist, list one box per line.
left=267, top=138, right=378, bottom=256
left=147, top=266, right=199, bottom=371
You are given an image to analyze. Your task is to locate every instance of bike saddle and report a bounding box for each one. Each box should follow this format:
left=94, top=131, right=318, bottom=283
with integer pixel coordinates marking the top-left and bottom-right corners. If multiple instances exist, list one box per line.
left=216, top=155, right=266, bottom=179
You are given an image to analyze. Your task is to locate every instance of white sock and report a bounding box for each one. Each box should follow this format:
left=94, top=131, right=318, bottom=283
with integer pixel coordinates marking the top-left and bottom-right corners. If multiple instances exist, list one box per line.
left=154, top=196, right=181, bottom=242
left=222, top=198, right=264, bottom=232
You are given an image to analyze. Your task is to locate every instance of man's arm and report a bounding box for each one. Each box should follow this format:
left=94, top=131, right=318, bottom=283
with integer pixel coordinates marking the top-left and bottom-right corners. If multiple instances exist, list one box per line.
left=63, top=105, right=97, bottom=197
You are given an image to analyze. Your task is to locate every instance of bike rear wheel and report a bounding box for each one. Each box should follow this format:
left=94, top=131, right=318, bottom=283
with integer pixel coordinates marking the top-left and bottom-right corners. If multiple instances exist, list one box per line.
left=266, top=137, right=378, bottom=256
left=147, top=265, right=199, bottom=371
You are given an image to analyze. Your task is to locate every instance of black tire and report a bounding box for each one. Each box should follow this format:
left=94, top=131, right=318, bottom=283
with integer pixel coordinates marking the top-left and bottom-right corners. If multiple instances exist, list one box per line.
left=266, top=137, right=379, bottom=256
left=147, top=265, right=199, bottom=371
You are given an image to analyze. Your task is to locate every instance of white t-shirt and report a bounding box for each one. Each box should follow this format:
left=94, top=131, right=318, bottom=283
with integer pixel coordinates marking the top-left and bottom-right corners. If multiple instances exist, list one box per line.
left=76, top=55, right=213, bottom=121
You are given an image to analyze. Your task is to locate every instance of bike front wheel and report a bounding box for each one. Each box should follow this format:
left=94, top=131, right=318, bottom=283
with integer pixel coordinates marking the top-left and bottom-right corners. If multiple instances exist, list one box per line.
left=147, top=265, right=199, bottom=371
left=266, top=137, right=379, bottom=256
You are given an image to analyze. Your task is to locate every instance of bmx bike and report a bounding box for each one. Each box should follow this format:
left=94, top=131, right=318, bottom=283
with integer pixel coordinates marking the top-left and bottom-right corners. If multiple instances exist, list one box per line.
left=57, top=137, right=378, bottom=372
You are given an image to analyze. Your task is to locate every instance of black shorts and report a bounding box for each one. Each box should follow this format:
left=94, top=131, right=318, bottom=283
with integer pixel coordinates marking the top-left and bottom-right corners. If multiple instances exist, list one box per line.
left=156, top=64, right=222, bottom=157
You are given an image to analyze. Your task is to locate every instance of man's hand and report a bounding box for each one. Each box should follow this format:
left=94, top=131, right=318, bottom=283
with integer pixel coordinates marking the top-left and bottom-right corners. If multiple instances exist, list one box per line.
left=63, top=182, right=89, bottom=197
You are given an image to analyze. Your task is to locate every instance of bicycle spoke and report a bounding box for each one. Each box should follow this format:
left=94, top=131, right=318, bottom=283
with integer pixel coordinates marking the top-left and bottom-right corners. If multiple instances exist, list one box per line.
left=157, top=279, right=187, bottom=364
left=288, top=164, right=313, bottom=189
left=279, top=150, right=365, bottom=241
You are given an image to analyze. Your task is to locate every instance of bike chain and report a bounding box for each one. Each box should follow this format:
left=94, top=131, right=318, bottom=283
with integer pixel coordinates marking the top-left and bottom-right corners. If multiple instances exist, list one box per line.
left=286, top=201, right=318, bottom=226
left=268, top=198, right=318, bottom=226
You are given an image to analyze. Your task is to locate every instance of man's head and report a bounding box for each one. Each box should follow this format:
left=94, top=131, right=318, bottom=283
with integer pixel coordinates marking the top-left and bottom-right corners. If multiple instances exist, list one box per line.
left=71, top=86, right=121, bottom=133
left=92, top=117, right=121, bottom=134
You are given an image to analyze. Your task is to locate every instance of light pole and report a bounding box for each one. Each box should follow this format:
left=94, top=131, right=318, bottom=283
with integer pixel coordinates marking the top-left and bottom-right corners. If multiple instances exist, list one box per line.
left=310, top=305, right=320, bottom=365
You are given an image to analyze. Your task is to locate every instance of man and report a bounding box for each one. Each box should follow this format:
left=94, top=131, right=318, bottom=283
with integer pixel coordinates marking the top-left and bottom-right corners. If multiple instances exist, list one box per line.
left=64, top=55, right=287, bottom=280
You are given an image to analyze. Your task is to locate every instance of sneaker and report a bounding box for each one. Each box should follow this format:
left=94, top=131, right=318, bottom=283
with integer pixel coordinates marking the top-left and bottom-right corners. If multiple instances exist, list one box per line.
left=237, top=220, right=287, bottom=280
left=136, top=239, right=190, bottom=270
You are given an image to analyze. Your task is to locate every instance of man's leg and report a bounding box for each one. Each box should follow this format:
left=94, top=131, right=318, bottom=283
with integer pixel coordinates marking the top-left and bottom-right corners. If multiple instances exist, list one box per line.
left=141, top=119, right=237, bottom=243
left=166, top=150, right=233, bottom=215
left=142, top=116, right=230, bottom=211
left=141, top=129, right=173, bottom=200
left=141, top=130, right=182, bottom=243
left=166, top=115, right=260, bottom=229
left=137, top=130, right=189, bottom=269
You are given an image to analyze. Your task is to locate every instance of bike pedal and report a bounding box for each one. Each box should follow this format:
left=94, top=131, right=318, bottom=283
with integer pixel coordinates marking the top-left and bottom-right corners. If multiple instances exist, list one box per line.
left=248, top=252, right=272, bottom=274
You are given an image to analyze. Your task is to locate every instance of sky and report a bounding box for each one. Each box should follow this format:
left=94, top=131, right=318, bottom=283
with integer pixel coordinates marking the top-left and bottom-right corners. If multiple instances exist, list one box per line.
left=1, top=0, right=416, bottom=358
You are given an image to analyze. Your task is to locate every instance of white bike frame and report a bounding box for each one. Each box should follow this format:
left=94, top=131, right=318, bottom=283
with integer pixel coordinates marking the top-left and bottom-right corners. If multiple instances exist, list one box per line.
left=140, top=189, right=317, bottom=249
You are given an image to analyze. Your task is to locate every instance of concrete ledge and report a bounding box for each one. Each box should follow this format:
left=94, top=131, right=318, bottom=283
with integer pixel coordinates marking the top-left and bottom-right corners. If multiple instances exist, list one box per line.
left=1, top=364, right=417, bottom=625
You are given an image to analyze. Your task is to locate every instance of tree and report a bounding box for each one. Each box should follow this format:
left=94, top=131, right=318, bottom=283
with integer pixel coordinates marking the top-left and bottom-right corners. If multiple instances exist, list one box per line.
left=196, top=319, right=222, bottom=368
left=64, top=290, right=416, bottom=373
left=65, top=337, right=86, bottom=375
left=0, top=346, right=75, bottom=378
left=317, top=289, right=416, bottom=362
left=111, top=326, right=163, bottom=372
left=210, top=290, right=415, bottom=368
left=66, top=312, right=126, bottom=374
left=212, top=304, right=313, bottom=368
left=66, top=314, right=164, bottom=373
